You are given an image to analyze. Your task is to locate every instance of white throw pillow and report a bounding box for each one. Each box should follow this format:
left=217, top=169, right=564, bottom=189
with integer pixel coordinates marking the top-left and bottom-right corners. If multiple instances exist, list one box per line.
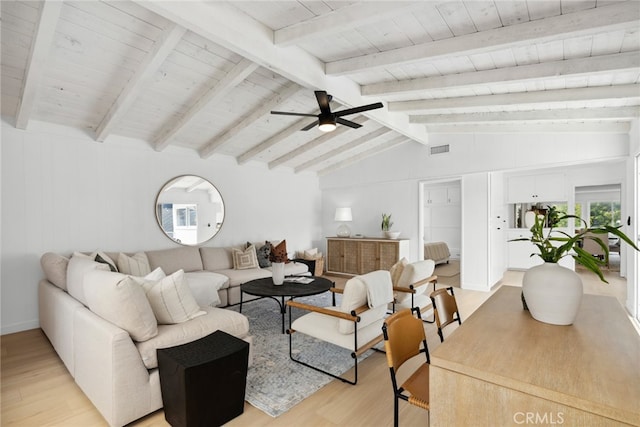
left=232, top=245, right=259, bottom=270
left=138, top=270, right=206, bottom=324
left=83, top=270, right=158, bottom=342
left=117, top=252, right=151, bottom=276
left=73, top=251, right=118, bottom=272
left=67, top=256, right=111, bottom=305
left=144, top=267, right=166, bottom=281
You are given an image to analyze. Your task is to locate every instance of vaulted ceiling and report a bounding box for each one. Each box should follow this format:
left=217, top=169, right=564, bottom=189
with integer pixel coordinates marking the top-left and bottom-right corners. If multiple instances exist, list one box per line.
left=2, top=1, right=639, bottom=174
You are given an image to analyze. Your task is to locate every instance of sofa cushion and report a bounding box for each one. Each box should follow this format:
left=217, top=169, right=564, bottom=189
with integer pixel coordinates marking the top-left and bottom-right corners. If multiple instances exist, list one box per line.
left=200, top=247, right=235, bottom=271
left=184, top=271, right=228, bottom=307
left=40, top=252, right=69, bottom=290
left=233, top=245, right=259, bottom=270
left=67, top=256, right=111, bottom=306
left=146, top=247, right=203, bottom=274
left=136, top=270, right=206, bottom=325
left=214, top=267, right=271, bottom=287
left=117, top=252, right=151, bottom=276
left=136, top=306, right=250, bottom=369
left=83, top=270, right=158, bottom=342
left=268, top=261, right=309, bottom=276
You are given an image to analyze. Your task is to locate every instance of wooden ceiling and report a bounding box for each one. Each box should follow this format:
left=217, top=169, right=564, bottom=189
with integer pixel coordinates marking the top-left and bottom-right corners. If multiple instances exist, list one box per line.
left=2, top=1, right=639, bottom=174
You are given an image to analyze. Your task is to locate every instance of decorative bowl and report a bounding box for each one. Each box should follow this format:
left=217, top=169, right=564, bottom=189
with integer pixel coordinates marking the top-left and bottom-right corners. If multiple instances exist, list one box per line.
left=385, top=231, right=401, bottom=239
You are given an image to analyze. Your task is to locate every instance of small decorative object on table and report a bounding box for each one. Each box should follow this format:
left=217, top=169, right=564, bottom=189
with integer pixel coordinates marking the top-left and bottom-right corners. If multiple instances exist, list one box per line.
left=381, top=213, right=400, bottom=238
left=271, top=262, right=285, bottom=285
left=269, top=240, right=289, bottom=285
left=510, top=205, right=638, bottom=325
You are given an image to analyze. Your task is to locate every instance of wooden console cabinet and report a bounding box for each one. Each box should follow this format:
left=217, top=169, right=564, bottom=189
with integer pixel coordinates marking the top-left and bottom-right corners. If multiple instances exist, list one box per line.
left=326, top=237, right=409, bottom=275
left=430, top=286, right=640, bottom=426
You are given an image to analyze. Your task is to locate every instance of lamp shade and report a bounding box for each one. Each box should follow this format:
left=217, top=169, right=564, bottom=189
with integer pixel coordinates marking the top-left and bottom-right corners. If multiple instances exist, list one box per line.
left=334, top=207, right=352, bottom=222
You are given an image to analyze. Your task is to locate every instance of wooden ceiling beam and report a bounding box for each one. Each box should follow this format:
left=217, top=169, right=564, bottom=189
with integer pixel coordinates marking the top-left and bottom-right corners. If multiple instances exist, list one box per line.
left=424, top=122, right=632, bottom=134
left=268, top=116, right=368, bottom=169
left=15, top=1, right=63, bottom=129
left=294, top=127, right=392, bottom=173
left=389, top=84, right=640, bottom=113
left=274, top=2, right=421, bottom=46
left=154, top=58, right=258, bottom=151
left=135, top=0, right=428, bottom=145
left=317, top=136, right=407, bottom=175
left=326, top=1, right=640, bottom=76
left=199, top=82, right=299, bottom=158
left=236, top=117, right=311, bottom=165
left=410, top=106, right=640, bottom=124
left=96, top=24, right=186, bottom=142
left=363, top=52, right=640, bottom=97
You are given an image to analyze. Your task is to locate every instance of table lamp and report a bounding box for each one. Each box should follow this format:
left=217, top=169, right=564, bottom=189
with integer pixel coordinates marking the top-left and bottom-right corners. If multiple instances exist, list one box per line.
left=335, top=207, right=352, bottom=237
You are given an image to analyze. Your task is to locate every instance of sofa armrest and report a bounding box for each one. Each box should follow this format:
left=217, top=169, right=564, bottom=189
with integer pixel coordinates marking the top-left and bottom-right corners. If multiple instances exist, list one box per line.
left=73, top=308, right=162, bottom=427
left=287, top=300, right=363, bottom=321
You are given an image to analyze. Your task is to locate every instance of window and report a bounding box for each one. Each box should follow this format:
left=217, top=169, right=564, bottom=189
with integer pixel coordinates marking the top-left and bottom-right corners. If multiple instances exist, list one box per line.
left=590, top=201, right=621, bottom=227
left=174, top=204, right=197, bottom=228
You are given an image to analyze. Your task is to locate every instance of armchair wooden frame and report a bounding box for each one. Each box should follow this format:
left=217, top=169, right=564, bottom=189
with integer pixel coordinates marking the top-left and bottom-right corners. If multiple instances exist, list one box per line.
left=286, top=287, right=384, bottom=385
left=391, top=274, right=438, bottom=323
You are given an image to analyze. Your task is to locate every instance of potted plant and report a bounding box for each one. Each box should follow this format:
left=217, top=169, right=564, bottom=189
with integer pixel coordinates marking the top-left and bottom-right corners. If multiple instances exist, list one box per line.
left=381, top=213, right=400, bottom=239
left=510, top=205, right=638, bottom=325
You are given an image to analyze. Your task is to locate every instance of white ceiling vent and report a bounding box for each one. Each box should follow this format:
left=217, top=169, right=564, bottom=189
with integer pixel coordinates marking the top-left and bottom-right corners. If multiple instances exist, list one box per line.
left=430, top=144, right=450, bottom=155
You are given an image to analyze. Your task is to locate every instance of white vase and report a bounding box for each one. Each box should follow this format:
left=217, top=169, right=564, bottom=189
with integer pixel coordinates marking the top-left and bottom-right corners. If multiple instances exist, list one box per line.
left=522, top=262, right=583, bottom=325
left=272, top=262, right=285, bottom=285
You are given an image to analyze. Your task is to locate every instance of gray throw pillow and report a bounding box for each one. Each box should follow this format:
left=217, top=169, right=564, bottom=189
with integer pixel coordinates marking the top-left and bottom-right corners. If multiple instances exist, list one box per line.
left=256, top=241, right=271, bottom=268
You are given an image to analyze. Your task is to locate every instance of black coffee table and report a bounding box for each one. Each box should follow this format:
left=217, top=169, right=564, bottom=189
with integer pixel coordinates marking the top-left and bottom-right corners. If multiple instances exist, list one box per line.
left=240, top=276, right=334, bottom=334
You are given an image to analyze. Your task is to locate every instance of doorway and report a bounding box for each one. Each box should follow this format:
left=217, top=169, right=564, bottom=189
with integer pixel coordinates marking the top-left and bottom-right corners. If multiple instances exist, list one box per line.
left=419, top=179, right=462, bottom=284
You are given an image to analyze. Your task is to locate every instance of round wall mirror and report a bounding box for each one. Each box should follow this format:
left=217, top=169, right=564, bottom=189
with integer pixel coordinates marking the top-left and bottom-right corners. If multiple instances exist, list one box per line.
left=155, top=175, right=225, bottom=246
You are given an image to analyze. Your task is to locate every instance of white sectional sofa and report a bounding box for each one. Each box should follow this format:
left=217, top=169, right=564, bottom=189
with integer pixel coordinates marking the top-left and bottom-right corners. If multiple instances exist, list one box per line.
left=38, top=243, right=309, bottom=427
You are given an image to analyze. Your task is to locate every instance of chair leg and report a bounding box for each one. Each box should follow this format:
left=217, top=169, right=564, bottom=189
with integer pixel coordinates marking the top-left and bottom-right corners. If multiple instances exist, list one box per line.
left=287, top=330, right=359, bottom=385
left=394, top=395, right=399, bottom=427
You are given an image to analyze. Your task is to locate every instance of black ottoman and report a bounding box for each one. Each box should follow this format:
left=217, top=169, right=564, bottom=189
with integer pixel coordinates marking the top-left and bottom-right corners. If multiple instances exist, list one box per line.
left=157, top=331, right=249, bottom=427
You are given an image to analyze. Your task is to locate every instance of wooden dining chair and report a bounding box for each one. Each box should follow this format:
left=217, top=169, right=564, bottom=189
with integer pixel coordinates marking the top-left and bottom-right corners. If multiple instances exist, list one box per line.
left=382, top=307, right=430, bottom=427
left=430, top=286, right=462, bottom=342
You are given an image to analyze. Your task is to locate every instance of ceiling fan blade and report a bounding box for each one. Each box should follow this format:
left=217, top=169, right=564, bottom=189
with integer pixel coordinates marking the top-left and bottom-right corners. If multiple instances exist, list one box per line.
left=315, top=91, right=332, bottom=114
left=334, top=102, right=383, bottom=117
left=271, top=111, right=318, bottom=117
left=336, top=118, right=362, bottom=129
left=301, top=120, right=319, bottom=131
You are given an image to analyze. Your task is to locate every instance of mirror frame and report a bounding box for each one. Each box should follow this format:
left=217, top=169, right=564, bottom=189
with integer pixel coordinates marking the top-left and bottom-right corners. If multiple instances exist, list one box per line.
left=155, top=175, right=225, bottom=246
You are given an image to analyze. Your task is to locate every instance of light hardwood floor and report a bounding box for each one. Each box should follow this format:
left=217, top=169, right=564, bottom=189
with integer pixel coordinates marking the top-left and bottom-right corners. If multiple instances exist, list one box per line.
left=1, top=269, right=629, bottom=426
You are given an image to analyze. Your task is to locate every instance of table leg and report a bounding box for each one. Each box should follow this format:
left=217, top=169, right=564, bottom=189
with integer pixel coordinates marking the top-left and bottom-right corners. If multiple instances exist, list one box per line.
left=239, top=290, right=243, bottom=313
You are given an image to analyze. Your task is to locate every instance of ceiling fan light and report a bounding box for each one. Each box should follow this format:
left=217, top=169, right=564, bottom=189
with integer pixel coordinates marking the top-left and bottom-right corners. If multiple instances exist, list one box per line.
left=318, top=116, right=336, bottom=132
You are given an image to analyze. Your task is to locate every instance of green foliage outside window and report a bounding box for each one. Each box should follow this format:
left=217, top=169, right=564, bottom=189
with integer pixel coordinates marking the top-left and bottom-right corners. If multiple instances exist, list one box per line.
left=590, top=202, right=621, bottom=227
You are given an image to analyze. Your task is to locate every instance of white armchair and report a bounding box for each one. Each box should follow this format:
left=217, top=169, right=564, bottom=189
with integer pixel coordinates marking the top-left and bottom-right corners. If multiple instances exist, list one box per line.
left=391, top=259, right=437, bottom=322
left=286, top=270, right=393, bottom=385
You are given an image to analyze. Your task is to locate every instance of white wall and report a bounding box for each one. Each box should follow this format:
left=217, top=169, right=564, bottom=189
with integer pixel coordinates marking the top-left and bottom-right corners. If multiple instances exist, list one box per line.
left=1, top=119, right=322, bottom=334
left=627, top=119, right=640, bottom=318
left=320, top=131, right=631, bottom=288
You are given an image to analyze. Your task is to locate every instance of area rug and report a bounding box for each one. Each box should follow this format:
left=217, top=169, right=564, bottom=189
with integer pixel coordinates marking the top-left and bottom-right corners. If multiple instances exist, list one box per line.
left=228, top=292, right=378, bottom=417
left=435, top=260, right=460, bottom=277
